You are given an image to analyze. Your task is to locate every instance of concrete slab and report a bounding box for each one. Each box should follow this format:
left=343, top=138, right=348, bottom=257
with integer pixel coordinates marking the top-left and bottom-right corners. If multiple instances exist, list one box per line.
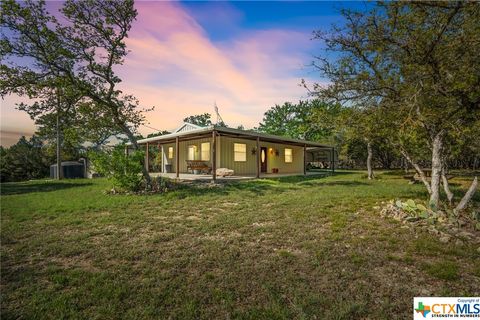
left=149, top=171, right=328, bottom=181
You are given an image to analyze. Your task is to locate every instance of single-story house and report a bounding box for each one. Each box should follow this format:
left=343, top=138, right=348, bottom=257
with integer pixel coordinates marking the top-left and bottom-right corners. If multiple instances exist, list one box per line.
left=132, top=123, right=335, bottom=181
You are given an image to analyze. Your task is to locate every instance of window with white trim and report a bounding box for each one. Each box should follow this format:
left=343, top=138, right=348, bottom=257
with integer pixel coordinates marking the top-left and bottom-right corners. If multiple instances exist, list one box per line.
left=168, top=147, right=174, bottom=159
left=201, top=142, right=210, bottom=161
left=284, top=148, right=293, bottom=163
left=234, top=143, right=246, bottom=162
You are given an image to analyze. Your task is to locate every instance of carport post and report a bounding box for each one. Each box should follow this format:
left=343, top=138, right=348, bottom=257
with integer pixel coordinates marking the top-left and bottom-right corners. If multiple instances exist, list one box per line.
left=175, top=137, right=179, bottom=178
left=159, top=143, right=162, bottom=173
left=212, top=130, right=217, bottom=181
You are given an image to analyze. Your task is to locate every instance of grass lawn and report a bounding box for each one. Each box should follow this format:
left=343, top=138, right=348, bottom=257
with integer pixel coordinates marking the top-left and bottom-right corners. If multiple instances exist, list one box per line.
left=1, top=171, right=479, bottom=319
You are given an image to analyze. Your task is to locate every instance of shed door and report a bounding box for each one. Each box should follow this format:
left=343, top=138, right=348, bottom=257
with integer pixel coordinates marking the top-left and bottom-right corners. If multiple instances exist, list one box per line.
left=260, top=147, right=267, bottom=173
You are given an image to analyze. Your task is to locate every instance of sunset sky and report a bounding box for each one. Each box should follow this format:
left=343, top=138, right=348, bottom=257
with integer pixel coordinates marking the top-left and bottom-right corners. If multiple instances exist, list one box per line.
left=0, top=1, right=366, bottom=147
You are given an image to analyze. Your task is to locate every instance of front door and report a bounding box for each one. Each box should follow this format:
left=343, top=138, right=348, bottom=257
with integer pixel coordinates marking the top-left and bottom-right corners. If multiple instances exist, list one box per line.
left=260, top=147, right=267, bottom=173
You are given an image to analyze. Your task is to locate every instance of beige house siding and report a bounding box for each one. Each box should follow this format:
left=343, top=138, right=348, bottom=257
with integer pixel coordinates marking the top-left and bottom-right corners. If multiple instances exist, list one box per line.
left=159, top=136, right=305, bottom=175
left=219, top=136, right=258, bottom=175
left=178, top=137, right=213, bottom=172
left=219, top=136, right=304, bottom=175
left=259, top=141, right=304, bottom=174
left=160, top=138, right=213, bottom=173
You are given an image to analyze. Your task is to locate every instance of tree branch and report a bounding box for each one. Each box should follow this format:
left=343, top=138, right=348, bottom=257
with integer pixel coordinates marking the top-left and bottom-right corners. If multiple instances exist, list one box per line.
left=454, top=176, right=478, bottom=213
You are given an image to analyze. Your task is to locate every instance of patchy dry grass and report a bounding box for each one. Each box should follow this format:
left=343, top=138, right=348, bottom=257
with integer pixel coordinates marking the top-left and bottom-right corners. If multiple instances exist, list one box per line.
left=1, top=171, right=479, bottom=319
left=422, top=261, right=459, bottom=281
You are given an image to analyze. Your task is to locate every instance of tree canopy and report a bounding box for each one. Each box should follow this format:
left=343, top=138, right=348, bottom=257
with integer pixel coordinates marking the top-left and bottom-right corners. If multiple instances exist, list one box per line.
left=183, top=113, right=213, bottom=127
left=0, top=135, right=57, bottom=182
left=309, top=1, right=480, bottom=209
left=1, top=0, right=153, bottom=185
left=257, top=99, right=342, bottom=143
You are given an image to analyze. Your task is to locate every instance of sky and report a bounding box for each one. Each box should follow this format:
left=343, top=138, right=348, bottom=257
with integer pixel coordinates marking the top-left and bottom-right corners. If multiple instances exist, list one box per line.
left=0, top=1, right=365, bottom=147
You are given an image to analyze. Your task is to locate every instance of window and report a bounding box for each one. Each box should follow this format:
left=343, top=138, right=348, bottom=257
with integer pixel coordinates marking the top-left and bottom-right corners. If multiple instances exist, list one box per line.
left=168, top=147, right=174, bottom=159
left=285, top=148, right=293, bottom=163
left=201, top=142, right=210, bottom=161
left=188, top=145, right=197, bottom=160
left=234, top=143, right=246, bottom=162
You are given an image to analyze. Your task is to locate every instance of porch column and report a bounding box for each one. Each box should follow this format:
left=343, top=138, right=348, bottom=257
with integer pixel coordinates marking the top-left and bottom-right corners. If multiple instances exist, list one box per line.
left=160, top=144, right=165, bottom=173
left=159, top=143, right=163, bottom=173
left=145, top=142, right=149, bottom=172
left=331, top=147, right=335, bottom=173
left=175, top=137, right=179, bottom=178
left=256, top=136, right=260, bottom=178
left=212, top=130, right=217, bottom=181
left=303, top=144, right=307, bottom=176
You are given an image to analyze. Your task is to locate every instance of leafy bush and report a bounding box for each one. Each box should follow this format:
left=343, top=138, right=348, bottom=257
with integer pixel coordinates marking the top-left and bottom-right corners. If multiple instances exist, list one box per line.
left=89, top=146, right=145, bottom=192
left=0, top=136, right=53, bottom=182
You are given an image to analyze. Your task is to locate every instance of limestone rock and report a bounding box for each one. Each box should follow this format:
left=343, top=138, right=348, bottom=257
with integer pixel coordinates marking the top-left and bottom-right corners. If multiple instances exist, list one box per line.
left=439, top=235, right=451, bottom=243
left=216, top=168, right=234, bottom=177
left=458, top=231, right=475, bottom=239
left=420, top=288, right=431, bottom=296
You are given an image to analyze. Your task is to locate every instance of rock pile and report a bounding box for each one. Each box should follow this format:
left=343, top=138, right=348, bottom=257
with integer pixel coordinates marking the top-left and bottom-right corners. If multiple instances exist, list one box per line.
left=380, top=202, right=480, bottom=245
left=216, top=168, right=234, bottom=177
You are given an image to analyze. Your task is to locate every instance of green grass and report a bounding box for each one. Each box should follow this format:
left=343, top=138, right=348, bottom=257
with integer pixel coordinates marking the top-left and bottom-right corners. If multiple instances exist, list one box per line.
left=1, top=171, right=479, bottom=319
left=422, top=261, right=459, bottom=281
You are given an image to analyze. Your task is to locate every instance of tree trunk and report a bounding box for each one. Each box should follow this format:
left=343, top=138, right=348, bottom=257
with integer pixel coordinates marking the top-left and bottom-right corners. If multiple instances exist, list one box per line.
left=441, top=167, right=454, bottom=205
left=429, top=132, right=443, bottom=209
left=455, top=176, right=478, bottom=213
left=400, top=148, right=432, bottom=194
left=56, top=109, right=63, bottom=180
left=367, top=141, right=374, bottom=179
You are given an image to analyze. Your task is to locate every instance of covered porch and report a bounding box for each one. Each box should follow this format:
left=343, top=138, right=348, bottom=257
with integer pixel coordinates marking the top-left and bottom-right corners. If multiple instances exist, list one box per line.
left=131, top=125, right=335, bottom=182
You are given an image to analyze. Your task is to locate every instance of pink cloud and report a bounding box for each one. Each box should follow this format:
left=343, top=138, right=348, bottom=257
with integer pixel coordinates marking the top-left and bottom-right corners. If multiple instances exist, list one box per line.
left=117, top=1, right=313, bottom=132
left=1, top=95, right=36, bottom=146
left=1, top=1, right=314, bottom=146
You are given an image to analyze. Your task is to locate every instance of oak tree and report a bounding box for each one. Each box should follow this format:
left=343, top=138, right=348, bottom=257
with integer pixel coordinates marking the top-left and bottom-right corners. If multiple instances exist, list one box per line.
left=310, top=1, right=480, bottom=209
left=1, top=0, right=153, bottom=185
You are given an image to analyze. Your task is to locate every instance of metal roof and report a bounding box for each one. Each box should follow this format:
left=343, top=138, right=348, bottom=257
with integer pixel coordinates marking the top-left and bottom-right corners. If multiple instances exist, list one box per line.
left=131, top=125, right=332, bottom=148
